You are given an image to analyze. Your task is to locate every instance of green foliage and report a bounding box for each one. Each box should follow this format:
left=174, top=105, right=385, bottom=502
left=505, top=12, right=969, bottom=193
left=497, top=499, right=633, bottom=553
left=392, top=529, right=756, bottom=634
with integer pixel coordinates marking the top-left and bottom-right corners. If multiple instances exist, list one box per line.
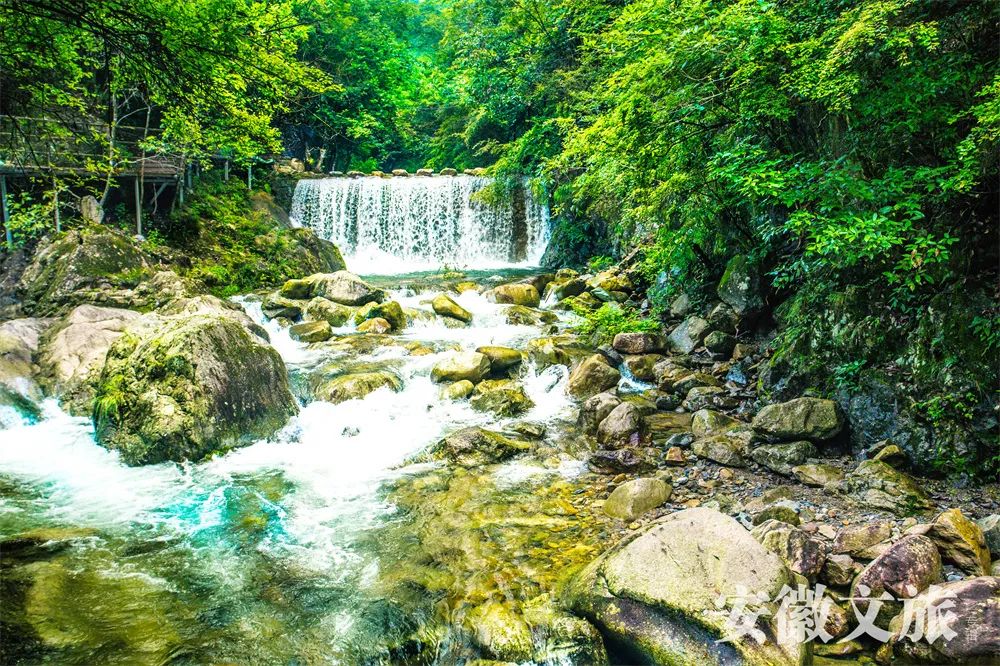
left=573, top=302, right=659, bottom=345
left=4, top=191, right=54, bottom=247
left=586, top=256, right=614, bottom=273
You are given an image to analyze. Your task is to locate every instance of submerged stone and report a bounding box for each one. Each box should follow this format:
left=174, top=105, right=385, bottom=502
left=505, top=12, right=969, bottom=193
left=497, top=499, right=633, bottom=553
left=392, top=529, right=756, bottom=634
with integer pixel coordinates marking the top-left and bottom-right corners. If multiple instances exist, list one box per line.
left=315, top=371, right=403, bottom=404
left=429, top=426, right=531, bottom=467
left=432, top=294, right=473, bottom=323
left=603, top=478, right=671, bottom=521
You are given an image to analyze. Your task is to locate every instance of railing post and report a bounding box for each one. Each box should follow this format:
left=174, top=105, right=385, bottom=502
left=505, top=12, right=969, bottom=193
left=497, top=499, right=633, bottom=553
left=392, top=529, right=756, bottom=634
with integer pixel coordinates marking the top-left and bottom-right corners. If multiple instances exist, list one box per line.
left=247, top=163, right=253, bottom=190
left=224, top=159, right=229, bottom=182
left=1, top=176, right=11, bottom=250
left=134, top=176, right=142, bottom=237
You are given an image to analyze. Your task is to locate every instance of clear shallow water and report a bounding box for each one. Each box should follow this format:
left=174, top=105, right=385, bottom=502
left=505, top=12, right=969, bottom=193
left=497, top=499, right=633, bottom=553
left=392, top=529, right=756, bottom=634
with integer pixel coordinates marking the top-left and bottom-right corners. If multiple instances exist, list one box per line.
left=0, top=277, right=597, bottom=665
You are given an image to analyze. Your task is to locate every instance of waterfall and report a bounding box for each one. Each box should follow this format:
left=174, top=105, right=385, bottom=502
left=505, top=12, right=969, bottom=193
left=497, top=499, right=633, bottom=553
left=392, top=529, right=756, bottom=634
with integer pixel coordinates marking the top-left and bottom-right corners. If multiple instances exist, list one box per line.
left=289, top=175, right=550, bottom=273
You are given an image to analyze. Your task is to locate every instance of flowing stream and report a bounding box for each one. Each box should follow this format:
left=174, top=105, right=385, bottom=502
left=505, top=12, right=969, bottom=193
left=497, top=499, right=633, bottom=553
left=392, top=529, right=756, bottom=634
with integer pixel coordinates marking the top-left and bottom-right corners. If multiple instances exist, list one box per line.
left=289, top=176, right=550, bottom=273
left=0, top=271, right=614, bottom=665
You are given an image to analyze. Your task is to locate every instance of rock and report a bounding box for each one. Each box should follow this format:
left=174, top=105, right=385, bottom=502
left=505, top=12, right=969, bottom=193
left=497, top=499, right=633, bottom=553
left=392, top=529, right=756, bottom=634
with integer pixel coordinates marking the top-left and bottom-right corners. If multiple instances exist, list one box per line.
left=844, top=460, right=932, bottom=516
left=430, top=427, right=530, bottom=466
left=588, top=269, right=632, bottom=294
left=751, top=519, right=827, bottom=580
left=979, top=515, right=1000, bottom=556
left=261, top=293, right=304, bottom=320
left=360, top=300, right=405, bottom=331
left=749, top=500, right=802, bottom=527
left=597, top=403, right=644, bottom=448
left=750, top=441, right=817, bottom=475
left=791, top=463, right=844, bottom=487
left=833, top=522, right=894, bottom=556
left=691, top=410, right=744, bottom=438
left=643, top=412, right=693, bottom=441
left=305, top=297, right=352, bottom=327
left=279, top=278, right=313, bottom=299
left=604, top=478, right=672, bottom=521
left=357, top=317, right=392, bottom=334
left=0, top=318, right=49, bottom=400
left=415, top=168, right=433, bottom=176
left=664, top=447, right=686, bottom=465
left=431, top=351, right=492, bottom=384
left=588, top=448, right=656, bottom=473
left=80, top=195, right=103, bottom=224
left=927, top=508, right=992, bottom=575
left=470, top=380, right=534, bottom=417
left=432, top=294, right=472, bottom=323
left=475, top=346, right=522, bottom=373
left=579, top=392, right=621, bottom=434
left=669, top=293, right=691, bottom=318
left=564, top=508, right=802, bottom=665
left=707, top=303, right=739, bottom=334
left=38, top=305, right=142, bottom=413
left=289, top=320, right=332, bottom=343
left=315, top=371, right=403, bottom=403
left=823, top=554, right=860, bottom=587
left=717, top=254, right=763, bottom=315
left=667, top=316, right=710, bottom=354
left=672, top=372, right=722, bottom=395
left=93, top=314, right=297, bottom=465
left=525, top=334, right=590, bottom=369
left=504, top=305, right=557, bottom=327
left=453, top=280, right=479, bottom=294
left=888, top=576, right=1000, bottom=663
left=545, top=277, right=587, bottom=301
left=439, top=168, right=457, bottom=176
left=310, top=271, right=385, bottom=306
left=612, top=332, right=666, bottom=355
left=621, top=354, right=662, bottom=382
left=703, top=330, right=736, bottom=357
left=487, top=284, right=540, bottom=308
left=440, top=379, right=475, bottom=401
left=752, top=397, right=844, bottom=441
left=852, top=535, right=941, bottom=623
left=567, top=355, right=620, bottom=399
left=872, top=442, right=907, bottom=466
left=682, top=386, right=737, bottom=411
left=692, top=431, right=751, bottom=467
left=507, top=421, right=546, bottom=440
left=465, top=602, right=533, bottom=662
left=18, top=225, right=151, bottom=314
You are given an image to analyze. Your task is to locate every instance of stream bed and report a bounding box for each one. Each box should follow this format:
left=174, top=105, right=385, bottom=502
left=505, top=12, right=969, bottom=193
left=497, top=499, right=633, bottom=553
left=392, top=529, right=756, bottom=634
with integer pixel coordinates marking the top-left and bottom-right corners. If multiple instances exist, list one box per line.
left=0, top=270, right=618, bottom=665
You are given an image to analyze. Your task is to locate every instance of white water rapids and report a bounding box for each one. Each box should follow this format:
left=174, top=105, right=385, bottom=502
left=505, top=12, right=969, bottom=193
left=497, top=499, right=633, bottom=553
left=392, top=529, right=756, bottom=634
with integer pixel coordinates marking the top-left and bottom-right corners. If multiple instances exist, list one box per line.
left=289, top=175, right=550, bottom=273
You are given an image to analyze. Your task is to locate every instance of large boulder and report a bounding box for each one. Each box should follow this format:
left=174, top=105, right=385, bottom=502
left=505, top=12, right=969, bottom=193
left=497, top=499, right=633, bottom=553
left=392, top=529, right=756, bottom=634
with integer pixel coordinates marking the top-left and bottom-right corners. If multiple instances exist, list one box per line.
left=752, top=397, right=844, bottom=442
left=364, top=300, right=406, bottom=331
left=851, top=535, right=942, bottom=624
left=475, top=346, right=522, bottom=373
left=432, top=294, right=472, bottom=323
left=717, top=254, right=764, bottom=315
left=692, top=430, right=752, bottom=467
left=470, top=379, right=534, bottom=417
left=505, top=305, right=558, bottom=327
left=525, top=335, right=590, bottom=369
left=888, top=576, right=1000, bottom=663
left=93, top=314, right=297, bottom=465
left=288, top=320, right=332, bottom=343
left=305, top=297, right=353, bottom=327
left=286, top=271, right=384, bottom=306
left=579, top=392, right=621, bottom=434
left=158, top=295, right=267, bottom=341
left=750, top=441, right=817, bottom=476
left=603, top=478, right=671, bottom=521
left=567, top=355, right=621, bottom=399
left=751, top=519, right=827, bottom=581
left=612, top=332, right=666, bottom=355
left=565, top=508, right=803, bottom=665
left=844, top=460, right=932, bottom=516
left=18, top=225, right=151, bottom=315
left=667, top=316, right=710, bottom=354
left=314, top=371, right=402, bottom=404
left=0, top=317, right=52, bottom=422
left=487, top=283, right=540, bottom=308
left=38, top=305, right=143, bottom=414
left=597, top=402, right=644, bottom=448
left=927, top=508, right=992, bottom=576
left=284, top=227, right=347, bottom=275
left=431, top=351, right=492, bottom=384
left=429, top=426, right=530, bottom=466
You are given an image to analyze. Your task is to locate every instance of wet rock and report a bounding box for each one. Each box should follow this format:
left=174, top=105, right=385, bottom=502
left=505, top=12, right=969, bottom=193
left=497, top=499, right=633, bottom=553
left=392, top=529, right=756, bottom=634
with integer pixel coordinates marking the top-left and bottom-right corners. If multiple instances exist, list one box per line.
left=430, top=427, right=530, bottom=466
left=564, top=507, right=802, bottom=665
left=752, top=519, right=827, bottom=581
left=579, top=392, right=621, bottom=434
left=471, top=379, right=534, bottom=417
left=872, top=442, right=907, bottom=466
left=595, top=344, right=623, bottom=367
left=752, top=397, right=844, bottom=442
left=524, top=605, right=608, bottom=665
left=664, top=446, right=686, bottom=465
left=597, top=402, right=644, bottom=448
left=545, top=277, right=587, bottom=301
left=262, top=293, right=304, bottom=319
left=279, top=277, right=313, bottom=299
left=525, top=334, right=590, bottom=369
left=38, top=305, right=142, bottom=413
left=669, top=293, right=691, bottom=318
left=691, top=409, right=744, bottom=438
left=289, top=320, right=332, bottom=343
left=612, top=332, right=666, bottom=355
left=667, top=316, right=710, bottom=354
left=567, top=355, right=621, bottom=399
left=440, top=379, right=475, bottom=401
left=621, top=353, right=662, bottom=382
left=305, top=297, right=353, bottom=327
left=363, top=301, right=406, bottom=331
left=791, top=463, right=844, bottom=487
left=749, top=501, right=801, bottom=527
left=588, top=448, right=655, bottom=473
left=643, top=412, right=693, bottom=440
left=852, top=535, right=942, bottom=623
left=465, top=601, right=533, bottom=662
left=844, top=460, right=932, bottom=516
left=979, top=515, right=1000, bottom=556
left=682, top=386, right=738, bottom=411
left=357, top=317, right=392, bottom=334
left=672, top=371, right=722, bottom=395
left=315, top=371, right=402, bottom=403
left=706, top=303, right=739, bottom=335
left=704, top=330, right=736, bottom=356
left=432, top=294, right=472, bottom=323
left=692, top=430, right=751, bottom=467
left=604, top=478, right=672, bottom=521
left=927, top=508, right=992, bottom=575
left=475, top=346, right=522, bottom=373
left=159, top=295, right=268, bottom=341
left=93, top=314, right=298, bottom=465
left=507, top=421, right=546, bottom=440
left=717, top=254, right=763, bottom=316
left=588, top=269, right=632, bottom=294
left=833, top=522, right=893, bottom=556
left=431, top=351, right=492, bottom=384
left=487, top=284, right=540, bottom=308
left=505, top=305, right=557, bottom=327
left=310, top=271, right=385, bottom=306
left=750, top=441, right=817, bottom=475
left=823, top=554, right=860, bottom=587
left=888, top=576, right=1000, bottom=663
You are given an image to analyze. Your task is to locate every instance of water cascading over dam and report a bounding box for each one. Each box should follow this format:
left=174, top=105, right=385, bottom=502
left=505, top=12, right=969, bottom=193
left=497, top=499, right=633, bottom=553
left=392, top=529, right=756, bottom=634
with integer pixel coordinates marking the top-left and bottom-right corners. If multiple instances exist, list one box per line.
left=289, top=175, right=550, bottom=273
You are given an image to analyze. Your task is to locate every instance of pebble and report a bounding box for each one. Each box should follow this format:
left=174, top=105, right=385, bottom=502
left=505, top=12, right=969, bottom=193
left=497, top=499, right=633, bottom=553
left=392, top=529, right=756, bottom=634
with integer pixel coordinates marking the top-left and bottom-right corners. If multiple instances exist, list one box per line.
left=718, top=468, right=734, bottom=481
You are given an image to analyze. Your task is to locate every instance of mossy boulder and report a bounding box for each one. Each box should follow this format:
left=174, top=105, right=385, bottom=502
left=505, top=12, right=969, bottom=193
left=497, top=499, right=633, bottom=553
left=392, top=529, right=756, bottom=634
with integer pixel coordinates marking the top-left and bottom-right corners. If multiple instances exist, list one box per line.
left=504, top=305, right=557, bottom=326
left=432, top=294, right=472, bottom=323
left=366, top=300, right=406, bottom=331
left=843, top=460, right=932, bottom=516
left=440, top=379, right=475, bottom=401
left=289, top=320, right=332, bottom=343
left=465, top=601, right=534, bottom=662
left=305, top=297, right=353, bottom=327
left=525, top=335, right=591, bottom=369
left=567, top=354, right=621, bottom=399
left=667, top=316, right=710, bottom=354
left=470, top=379, right=534, bottom=417
left=429, top=426, right=531, bottom=466
left=487, top=283, right=540, bottom=307
left=0, top=317, right=51, bottom=412
left=17, top=225, right=153, bottom=315
left=281, top=271, right=384, bottom=306
left=717, top=254, right=764, bottom=315
left=93, top=314, right=297, bottom=465
left=750, top=441, right=817, bottom=475
left=752, top=397, right=844, bottom=442
left=284, top=227, right=346, bottom=274
left=475, top=345, right=522, bottom=373
left=314, top=371, right=403, bottom=404
left=603, top=477, right=671, bottom=521
left=431, top=351, right=492, bottom=384
left=357, top=317, right=392, bottom=334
